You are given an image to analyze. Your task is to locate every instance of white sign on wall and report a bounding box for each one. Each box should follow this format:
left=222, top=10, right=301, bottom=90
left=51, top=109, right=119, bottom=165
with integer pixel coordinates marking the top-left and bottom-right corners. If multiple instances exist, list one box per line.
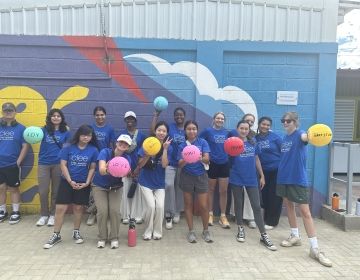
left=277, top=91, right=298, bottom=105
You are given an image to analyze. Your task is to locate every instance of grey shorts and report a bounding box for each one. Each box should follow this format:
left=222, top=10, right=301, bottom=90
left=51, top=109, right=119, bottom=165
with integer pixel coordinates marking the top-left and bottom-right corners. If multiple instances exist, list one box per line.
left=179, top=169, right=208, bottom=194
left=276, top=184, right=309, bottom=204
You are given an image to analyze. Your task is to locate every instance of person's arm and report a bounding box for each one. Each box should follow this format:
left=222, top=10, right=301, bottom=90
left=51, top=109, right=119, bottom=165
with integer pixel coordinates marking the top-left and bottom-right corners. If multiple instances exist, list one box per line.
left=201, top=152, right=210, bottom=165
left=133, top=155, right=150, bottom=177
left=60, top=159, right=78, bottom=189
left=16, top=143, right=29, bottom=166
left=255, top=155, right=265, bottom=189
left=150, top=111, right=161, bottom=134
left=301, top=132, right=309, bottom=142
left=99, top=160, right=107, bottom=176
left=161, top=137, right=172, bottom=168
left=83, top=162, right=96, bottom=188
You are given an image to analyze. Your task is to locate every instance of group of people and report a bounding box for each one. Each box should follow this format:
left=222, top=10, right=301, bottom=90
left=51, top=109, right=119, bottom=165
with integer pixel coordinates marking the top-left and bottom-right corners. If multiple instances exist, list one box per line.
left=0, top=101, right=332, bottom=267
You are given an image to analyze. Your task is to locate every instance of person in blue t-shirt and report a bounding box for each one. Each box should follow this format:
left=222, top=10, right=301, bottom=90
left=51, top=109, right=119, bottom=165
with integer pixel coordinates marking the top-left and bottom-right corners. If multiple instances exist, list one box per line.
left=200, top=112, right=230, bottom=229
left=151, top=107, right=186, bottom=229
left=0, top=102, right=29, bottom=224
left=92, top=134, right=132, bottom=249
left=118, top=111, right=146, bottom=224
left=133, top=121, right=172, bottom=240
left=255, top=116, right=282, bottom=229
left=178, top=120, right=213, bottom=243
left=36, top=108, right=71, bottom=227
left=43, top=125, right=99, bottom=249
left=229, top=120, right=276, bottom=251
left=87, top=106, right=116, bottom=226
left=276, top=112, right=332, bottom=267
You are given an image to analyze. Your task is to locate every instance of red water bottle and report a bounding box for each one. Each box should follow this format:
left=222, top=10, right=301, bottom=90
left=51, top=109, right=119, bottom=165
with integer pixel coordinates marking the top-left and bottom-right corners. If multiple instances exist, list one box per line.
left=128, top=218, right=136, bottom=247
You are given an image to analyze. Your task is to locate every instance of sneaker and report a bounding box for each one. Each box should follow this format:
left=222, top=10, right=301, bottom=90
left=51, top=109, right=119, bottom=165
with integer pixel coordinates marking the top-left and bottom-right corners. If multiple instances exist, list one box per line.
left=260, top=233, right=277, bottom=251
left=202, top=230, right=214, bottom=243
left=247, top=220, right=256, bottom=229
left=165, top=217, right=173, bottom=230
left=97, top=240, right=106, bottom=248
left=47, top=215, right=55, bottom=226
left=110, top=240, right=119, bottom=249
left=153, top=235, right=162, bottom=240
left=72, top=230, right=84, bottom=244
left=86, top=213, right=96, bottom=226
left=208, top=213, right=214, bottom=226
left=9, top=211, right=21, bottom=224
left=186, top=230, right=197, bottom=243
left=264, top=224, right=274, bottom=230
left=309, top=247, right=332, bottom=267
left=280, top=234, right=302, bottom=247
left=236, top=226, right=245, bottom=242
left=43, top=233, right=62, bottom=249
left=36, top=216, right=49, bottom=226
left=143, top=235, right=151, bottom=241
left=0, top=211, right=8, bottom=223
left=173, top=214, right=180, bottom=224
left=122, top=218, right=129, bottom=224
left=135, top=218, right=143, bottom=224
left=219, top=215, right=230, bottom=229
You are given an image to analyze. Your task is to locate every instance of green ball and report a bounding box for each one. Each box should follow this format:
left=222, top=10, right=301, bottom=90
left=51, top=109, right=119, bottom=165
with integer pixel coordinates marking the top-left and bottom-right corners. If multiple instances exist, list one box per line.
left=23, top=126, right=44, bottom=144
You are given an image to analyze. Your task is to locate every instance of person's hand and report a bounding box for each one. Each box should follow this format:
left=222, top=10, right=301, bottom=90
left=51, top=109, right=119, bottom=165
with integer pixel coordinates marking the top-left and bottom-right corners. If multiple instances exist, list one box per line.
left=77, top=183, right=89, bottom=189
left=163, top=137, right=172, bottom=150
left=259, top=176, right=265, bottom=189
left=69, top=180, right=78, bottom=189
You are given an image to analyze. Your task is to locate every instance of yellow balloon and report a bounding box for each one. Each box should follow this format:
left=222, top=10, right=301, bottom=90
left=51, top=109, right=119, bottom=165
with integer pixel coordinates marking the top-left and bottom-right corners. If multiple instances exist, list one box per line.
left=307, top=124, right=333, bottom=147
left=142, top=137, right=161, bottom=156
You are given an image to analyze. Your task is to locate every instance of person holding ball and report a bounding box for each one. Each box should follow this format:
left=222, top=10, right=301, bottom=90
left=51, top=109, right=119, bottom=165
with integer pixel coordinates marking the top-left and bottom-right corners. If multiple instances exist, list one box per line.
left=277, top=112, right=332, bottom=267
left=0, top=102, right=29, bottom=224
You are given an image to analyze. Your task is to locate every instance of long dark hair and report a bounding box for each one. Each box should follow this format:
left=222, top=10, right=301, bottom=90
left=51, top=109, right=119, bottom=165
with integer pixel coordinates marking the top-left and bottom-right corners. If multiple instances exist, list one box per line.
left=152, top=121, right=169, bottom=139
left=236, top=120, right=255, bottom=145
left=44, top=108, right=68, bottom=134
left=71, top=124, right=99, bottom=149
left=93, top=106, right=106, bottom=115
left=257, top=116, right=273, bottom=134
left=184, top=120, right=198, bottom=140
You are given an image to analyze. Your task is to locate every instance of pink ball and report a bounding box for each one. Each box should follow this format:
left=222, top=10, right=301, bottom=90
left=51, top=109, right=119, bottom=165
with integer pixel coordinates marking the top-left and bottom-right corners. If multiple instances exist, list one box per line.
left=107, top=157, right=130, bottom=177
left=182, top=145, right=201, bottom=163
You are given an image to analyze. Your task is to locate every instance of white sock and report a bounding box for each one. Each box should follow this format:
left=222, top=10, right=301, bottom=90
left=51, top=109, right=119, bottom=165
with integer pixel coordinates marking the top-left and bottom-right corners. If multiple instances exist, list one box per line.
left=0, top=204, right=6, bottom=212
left=291, top=228, right=300, bottom=237
left=209, top=211, right=213, bottom=215
left=12, top=203, right=20, bottom=212
left=309, top=237, right=319, bottom=249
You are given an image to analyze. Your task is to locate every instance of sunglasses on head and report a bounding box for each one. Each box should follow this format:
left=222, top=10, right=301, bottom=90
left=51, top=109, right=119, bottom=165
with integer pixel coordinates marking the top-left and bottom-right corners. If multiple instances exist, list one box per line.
left=281, top=119, right=293, bottom=124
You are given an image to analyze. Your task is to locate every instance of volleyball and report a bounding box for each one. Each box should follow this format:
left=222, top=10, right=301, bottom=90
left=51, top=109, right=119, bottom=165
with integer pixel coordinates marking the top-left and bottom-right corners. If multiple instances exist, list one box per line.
left=307, top=124, right=333, bottom=147
left=142, top=136, right=161, bottom=156
left=107, top=157, right=130, bottom=177
left=23, top=126, right=44, bottom=144
left=182, top=145, right=201, bottom=163
left=153, top=96, right=168, bottom=112
left=224, top=137, right=244, bottom=156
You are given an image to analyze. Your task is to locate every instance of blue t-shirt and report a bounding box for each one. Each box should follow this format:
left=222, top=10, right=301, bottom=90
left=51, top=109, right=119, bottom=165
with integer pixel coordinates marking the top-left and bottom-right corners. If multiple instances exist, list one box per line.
left=118, top=129, right=147, bottom=170
left=168, top=122, right=185, bottom=167
left=255, top=131, right=282, bottom=171
left=38, top=129, right=71, bottom=165
left=0, top=123, right=26, bottom=167
left=200, top=127, right=228, bottom=164
left=229, top=140, right=260, bottom=187
left=277, top=129, right=308, bottom=187
left=137, top=145, right=172, bottom=189
left=59, top=144, right=98, bottom=182
left=92, top=148, right=131, bottom=189
left=178, top=138, right=210, bottom=176
left=91, top=124, right=116, bottom=150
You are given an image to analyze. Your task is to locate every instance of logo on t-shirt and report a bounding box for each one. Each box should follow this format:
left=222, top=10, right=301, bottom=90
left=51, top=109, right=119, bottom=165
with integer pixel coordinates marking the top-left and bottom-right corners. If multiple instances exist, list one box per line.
left=70, top=154, right=89, bottom=167
left=95, top=131, right=106, bottom=140
left=239, top=145, right=255, bottom=158
left=281, top=141, right=292, bottom=153
left=0, top=130, right=15, bottom=140
left=173, top=134, right=185, bottom=144
left=258, top=140, right=270, bottom=149
left=46, top=134, right=61, bottom=144
left=214, top=134, right=226, bottom=144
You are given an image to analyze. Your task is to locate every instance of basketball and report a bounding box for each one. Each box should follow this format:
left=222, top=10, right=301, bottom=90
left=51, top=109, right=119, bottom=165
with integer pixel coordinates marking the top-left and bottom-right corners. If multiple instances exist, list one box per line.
left=307, top=124, right=333, bottom=147
left=182, top=145, right=201, bottom=163
left=107, top=157, right=130, bottom=177
left=23, top=126, right=44, bottom=144
left=224, top=137, right=244, bottom=156
left=153, top=96, right=168, bottom=112
left=142, top=136, right=161, bottom=156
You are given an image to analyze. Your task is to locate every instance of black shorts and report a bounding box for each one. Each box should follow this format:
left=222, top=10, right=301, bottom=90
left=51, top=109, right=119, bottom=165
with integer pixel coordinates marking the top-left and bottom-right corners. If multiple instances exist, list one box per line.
left=207, top=161, right=230, bottom=179
left=0, top=165, right=21, bottom=187
left=56, top=179, right=91, bottom=205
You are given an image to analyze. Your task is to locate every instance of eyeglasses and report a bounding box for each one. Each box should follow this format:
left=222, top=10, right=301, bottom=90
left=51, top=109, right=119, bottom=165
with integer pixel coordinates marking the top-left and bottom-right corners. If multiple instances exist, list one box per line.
left=281, top=119, right=293, bottom=124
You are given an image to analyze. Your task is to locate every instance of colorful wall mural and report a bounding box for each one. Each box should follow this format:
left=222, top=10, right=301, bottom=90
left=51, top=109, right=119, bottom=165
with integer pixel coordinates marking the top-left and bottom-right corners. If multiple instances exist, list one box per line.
left=0, top=35, right=337, bottom=215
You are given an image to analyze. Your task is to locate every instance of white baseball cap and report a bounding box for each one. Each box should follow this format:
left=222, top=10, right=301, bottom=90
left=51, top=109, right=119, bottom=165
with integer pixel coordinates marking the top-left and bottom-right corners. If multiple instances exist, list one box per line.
left=117, top=134, right=132, bottom=145
left=124, top=111, right=137, bottom=119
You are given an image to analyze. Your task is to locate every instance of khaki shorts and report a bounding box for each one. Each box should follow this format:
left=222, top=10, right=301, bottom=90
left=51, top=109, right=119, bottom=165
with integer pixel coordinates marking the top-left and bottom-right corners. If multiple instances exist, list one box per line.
left=276, top=184, right=309, bottom=204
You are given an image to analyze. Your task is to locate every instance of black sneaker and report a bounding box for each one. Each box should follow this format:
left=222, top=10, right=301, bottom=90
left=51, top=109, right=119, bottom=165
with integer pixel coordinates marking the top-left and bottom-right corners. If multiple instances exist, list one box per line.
left=0, top=211, right=8, bottom=223
left=72, top=230, right=84, bottom=244
left=260, top=233, right=277, bottom=251
left=43, top=233, right=62, bottom=249
left=236, top=226, right=245, bottom=242
left=9, top=211, right=21, bottom=224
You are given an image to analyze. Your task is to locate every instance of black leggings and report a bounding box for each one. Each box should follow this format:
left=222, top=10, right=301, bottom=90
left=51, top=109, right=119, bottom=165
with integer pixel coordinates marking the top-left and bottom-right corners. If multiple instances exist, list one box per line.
left=231, top=184, right=265, bottom=233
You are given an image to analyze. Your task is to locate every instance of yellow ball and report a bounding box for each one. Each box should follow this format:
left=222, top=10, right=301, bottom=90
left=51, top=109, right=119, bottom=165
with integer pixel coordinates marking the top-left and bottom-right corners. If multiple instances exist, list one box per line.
left=142, top=137, right=161, bottom=156
left=307, top=124, right=333, bottom=147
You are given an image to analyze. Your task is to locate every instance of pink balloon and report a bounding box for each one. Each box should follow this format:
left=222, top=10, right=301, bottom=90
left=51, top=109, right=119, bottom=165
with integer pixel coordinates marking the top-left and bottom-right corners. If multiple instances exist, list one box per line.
left=107, top=157, right=130, bottom=177
left=182, top=145, right=201, bottom=163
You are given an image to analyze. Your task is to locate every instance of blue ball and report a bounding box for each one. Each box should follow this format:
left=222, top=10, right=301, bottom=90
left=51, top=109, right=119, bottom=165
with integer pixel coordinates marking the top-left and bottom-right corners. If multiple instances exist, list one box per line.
left=153, top=96, right=168, bottom=111
left=23, top=126, right=44, bottom=144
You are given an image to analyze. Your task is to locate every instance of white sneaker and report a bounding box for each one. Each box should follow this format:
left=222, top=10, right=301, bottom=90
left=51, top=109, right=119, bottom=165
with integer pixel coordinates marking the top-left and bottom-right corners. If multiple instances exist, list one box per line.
left=135, top=218, right=143, bottom=224
left=111, top=240, right=119, bottom=249
left=122, top=218, right=129, bottom=224
left=36, top=216, right=48, bottom=227
left=97, top=240, right=105, bottom=248
left=264, top=224, right=274, bottom=230
left=86, top=213, right=96, bottom=226
left=165, top=217, right=173, bottom=230
left=309, top=247, right=332, bottom=267
left=173, top=214, right=180, bottom=224
left=47, top=216, right=55, bottom=226
left=247, top=220, right=257, bottom=229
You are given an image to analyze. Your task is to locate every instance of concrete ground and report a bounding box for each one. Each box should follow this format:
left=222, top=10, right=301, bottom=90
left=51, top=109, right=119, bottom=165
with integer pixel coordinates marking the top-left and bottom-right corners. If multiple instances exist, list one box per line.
left=0, top=214, right=359, bottom=280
